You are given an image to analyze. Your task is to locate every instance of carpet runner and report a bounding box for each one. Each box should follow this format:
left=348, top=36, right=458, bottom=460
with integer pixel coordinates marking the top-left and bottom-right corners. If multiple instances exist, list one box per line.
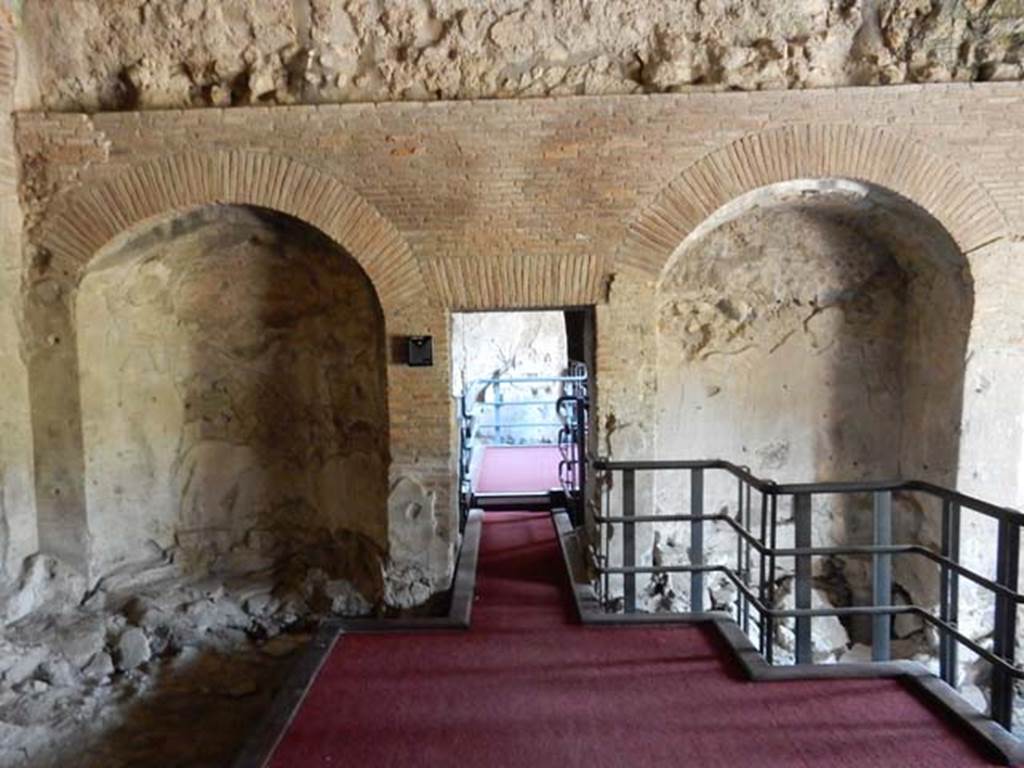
left=267, top=512, right=998, bottom=767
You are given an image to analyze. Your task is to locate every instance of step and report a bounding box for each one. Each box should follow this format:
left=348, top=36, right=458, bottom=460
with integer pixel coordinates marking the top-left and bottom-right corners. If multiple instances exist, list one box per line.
left=471, top=492, right=555, bottom=511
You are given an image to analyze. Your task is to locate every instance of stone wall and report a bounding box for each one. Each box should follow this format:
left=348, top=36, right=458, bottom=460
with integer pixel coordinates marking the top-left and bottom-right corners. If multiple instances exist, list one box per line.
left=0, top=7, right=37, bottom=580
left=648, top=181, right=971, bottom=643
left=76, top=206, right=389, bottom=593
left=13, top=0, right=1024, bottom=112
left=11, top=83, right=1024, bottom=613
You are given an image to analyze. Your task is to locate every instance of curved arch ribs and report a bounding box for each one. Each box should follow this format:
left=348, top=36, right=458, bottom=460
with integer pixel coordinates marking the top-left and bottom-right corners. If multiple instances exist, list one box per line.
left=616, top=124, right=1010, bottom=278
left=38, top=150, right=424, bottom=316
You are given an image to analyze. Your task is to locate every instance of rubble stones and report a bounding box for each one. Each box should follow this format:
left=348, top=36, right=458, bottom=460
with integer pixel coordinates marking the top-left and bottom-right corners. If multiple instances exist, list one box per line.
left=115, top=628, right=151, bottom=672
left=774, top=581, right=851, bottom=663
left=0, top=554, right=337, bottom=766
left=34, top=660, right=79, bottom=688
left=81, top=652, right=114, bottom=683
left=0, top=555, right=87, bottom=624
left=322, top=579, right=373, bottom=616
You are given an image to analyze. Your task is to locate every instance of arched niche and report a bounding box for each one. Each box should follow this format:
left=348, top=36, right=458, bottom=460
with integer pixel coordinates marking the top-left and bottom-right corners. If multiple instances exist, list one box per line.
left=651, top=179, right=973, bottom=640
left=26, top=152, right=456, bottom=603
left=75, top=204, right=389, bottom=595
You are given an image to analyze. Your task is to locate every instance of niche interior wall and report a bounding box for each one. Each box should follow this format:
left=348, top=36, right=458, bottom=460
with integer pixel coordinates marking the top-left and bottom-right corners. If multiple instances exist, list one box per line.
left=13, top=83, right=1024, bottom=605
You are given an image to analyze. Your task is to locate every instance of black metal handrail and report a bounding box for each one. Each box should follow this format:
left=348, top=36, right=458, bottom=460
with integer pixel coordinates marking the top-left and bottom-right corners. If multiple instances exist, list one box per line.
left=591, top=457, right=1023, bottom=731
left=594, top=459, right=1023, bottom=524
left=556, top=361, right=588, bottom=523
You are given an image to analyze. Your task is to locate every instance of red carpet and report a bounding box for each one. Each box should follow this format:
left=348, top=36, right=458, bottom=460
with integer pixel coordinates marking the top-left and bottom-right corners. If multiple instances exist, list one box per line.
left=474, top=445, right=563, bottom=493
left=268, top=512, right=998, bottom=767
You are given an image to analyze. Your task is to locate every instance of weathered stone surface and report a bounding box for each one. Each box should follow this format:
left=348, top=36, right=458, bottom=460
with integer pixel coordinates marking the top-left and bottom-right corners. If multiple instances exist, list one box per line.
left=4, top=3, right=1024, bottom=756
left=114, top=628, right=150, bottom=671
left=242, top=592, right=278, bottom=618
left=774, top=581, right=851, bottom=663
left=0, top=555, right=87, bottom=624
left=385, top=475, right=454, bottom=609
left=12, top=1, right=1024, bottom=113
left=0, top=643, right=46, bottom=686
left=321, top=579, right=372, bottom=616
left=34, top=659, right=78, bottom=688
left=80, top=651, right=114, bottom=683
left=75, top=206, right=389, bottom=586
left=50, top=615, right=107, bottom=670
left=649, top=181, right=971, bottom=643
left=0, top=543, right=324, bottom=764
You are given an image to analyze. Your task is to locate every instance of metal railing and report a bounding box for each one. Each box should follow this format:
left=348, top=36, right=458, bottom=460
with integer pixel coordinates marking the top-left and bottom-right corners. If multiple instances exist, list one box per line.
left=460, top=373, right=586, bottom=445
left=457, top=368, right=588, bottom=526
left=556, top=362, right=588, bottom=497
left=557, top=362, right=588, bottom=523
left=591, top=458, right=1024, bottom=730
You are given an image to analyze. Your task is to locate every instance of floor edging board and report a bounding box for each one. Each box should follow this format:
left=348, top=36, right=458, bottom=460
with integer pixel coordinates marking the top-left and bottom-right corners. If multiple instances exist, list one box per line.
left=550, top=510, right=1024, bottom=766
left=230, top=622, right=340, bottom=768
left=231, top=510, right=484, bottom=768
left=335, top=508, right=483, bottom=633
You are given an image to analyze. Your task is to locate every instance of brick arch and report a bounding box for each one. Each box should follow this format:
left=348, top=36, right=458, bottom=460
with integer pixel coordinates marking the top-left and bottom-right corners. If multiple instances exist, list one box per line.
left=36, top=150, right=426, bottom=316
left=615, top=123, right=1010, bottom=278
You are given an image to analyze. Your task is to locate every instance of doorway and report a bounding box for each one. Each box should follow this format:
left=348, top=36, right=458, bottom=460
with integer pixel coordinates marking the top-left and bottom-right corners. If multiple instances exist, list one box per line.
left=452, top=308, right=594, bottom=521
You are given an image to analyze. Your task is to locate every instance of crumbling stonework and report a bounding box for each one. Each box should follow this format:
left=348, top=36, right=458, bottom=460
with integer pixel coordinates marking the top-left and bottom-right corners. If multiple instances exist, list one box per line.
left=0, top=549, right=319, bottom=768
left=14, top=81, right=1024, bottom=632
left=11, top=0, right=1024, bottom=112
left=0, top=202, right=400, bottom=765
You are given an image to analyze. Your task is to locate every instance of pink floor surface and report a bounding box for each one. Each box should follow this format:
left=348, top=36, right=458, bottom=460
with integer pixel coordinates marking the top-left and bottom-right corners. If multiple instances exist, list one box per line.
left=474, top=445, right=564, bottom=493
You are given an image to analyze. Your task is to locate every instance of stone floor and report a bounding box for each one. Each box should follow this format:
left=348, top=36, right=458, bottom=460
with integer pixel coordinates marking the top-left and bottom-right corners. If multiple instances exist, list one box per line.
left=0, top=544, right=372, bottom=768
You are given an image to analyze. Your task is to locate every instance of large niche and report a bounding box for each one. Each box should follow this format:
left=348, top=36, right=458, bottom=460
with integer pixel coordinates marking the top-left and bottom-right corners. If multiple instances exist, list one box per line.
left=76, top=205, right=389, bottom=593
left=652, top=179, right=973, bottom=644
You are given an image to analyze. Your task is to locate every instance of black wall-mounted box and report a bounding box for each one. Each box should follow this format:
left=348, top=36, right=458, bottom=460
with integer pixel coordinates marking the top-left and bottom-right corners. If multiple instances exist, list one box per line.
left=407, top=336, right=433, bottom=367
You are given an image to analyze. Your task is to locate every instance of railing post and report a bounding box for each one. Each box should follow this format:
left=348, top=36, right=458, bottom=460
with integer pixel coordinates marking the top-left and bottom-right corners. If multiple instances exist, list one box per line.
left=735, top=478, right=744, bottom=628
left=872, top=490, right=892, bottom=662
left=622, top=469, right=636, bottom=613
left=939, top=500, right=960, bottom=686
left=793, top=493, right=812, bottom=665
left=766, top=493, right=778, bottom=665
left=691, top=468, right=704, bottom=613
left=991, top=515, right=1019, bottom=730
left=743, top=483, right=752, bottom=634
left=758, top=493, right=769, bottom=656
left=493, top=381, right=502, bottom=441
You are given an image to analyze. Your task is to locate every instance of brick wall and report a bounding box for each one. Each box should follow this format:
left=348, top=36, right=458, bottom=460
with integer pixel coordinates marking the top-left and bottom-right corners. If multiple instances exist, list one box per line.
left=12, top=81, right=1024, bottom=577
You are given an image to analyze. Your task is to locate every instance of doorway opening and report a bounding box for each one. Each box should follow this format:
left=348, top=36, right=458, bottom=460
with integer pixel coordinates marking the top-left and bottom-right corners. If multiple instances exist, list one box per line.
left=452, top=308, right=594, bottom=523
